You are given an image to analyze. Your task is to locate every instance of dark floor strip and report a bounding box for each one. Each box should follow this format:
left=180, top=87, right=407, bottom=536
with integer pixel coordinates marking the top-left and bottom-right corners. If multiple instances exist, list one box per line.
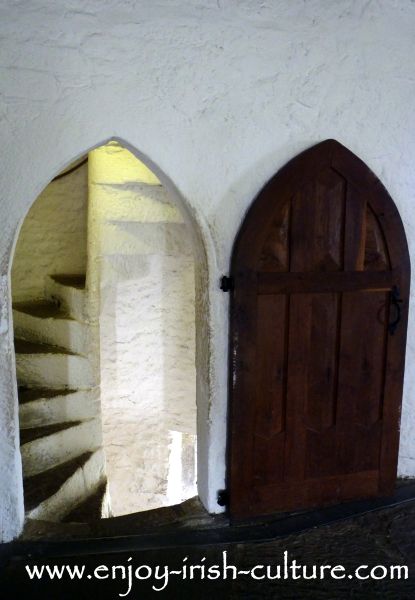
left=3, top=481, right=415, bottom=561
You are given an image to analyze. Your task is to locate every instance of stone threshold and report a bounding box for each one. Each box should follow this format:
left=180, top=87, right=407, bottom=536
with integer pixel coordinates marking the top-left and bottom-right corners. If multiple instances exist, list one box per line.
left=3, top=479, right=415, bottom=562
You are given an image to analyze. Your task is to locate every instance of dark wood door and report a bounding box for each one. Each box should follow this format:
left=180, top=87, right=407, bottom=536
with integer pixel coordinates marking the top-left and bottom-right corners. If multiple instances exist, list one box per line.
left=228, top=139, right=410, bottom=520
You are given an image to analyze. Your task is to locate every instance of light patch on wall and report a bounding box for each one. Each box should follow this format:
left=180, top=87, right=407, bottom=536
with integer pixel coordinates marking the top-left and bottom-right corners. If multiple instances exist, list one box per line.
left=167, top=431, right=197, bottom=506
left=12, top=163, right=88, bottom=302
left=89, top=141, right=160, bottom=186
left=88, top=142, right=197, bottom=516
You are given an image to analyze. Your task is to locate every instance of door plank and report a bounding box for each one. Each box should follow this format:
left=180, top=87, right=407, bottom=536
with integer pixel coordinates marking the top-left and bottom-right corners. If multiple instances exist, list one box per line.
left=290, top=169, right=345, bottom=272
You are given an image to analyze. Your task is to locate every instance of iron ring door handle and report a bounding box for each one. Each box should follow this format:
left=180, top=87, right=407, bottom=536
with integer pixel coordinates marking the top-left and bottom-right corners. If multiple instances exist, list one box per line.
left=389, top=285, right=403, bottom=335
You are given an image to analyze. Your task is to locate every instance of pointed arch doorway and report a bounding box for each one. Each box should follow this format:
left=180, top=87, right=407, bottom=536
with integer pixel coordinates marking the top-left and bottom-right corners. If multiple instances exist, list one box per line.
left=228, top=139, right=410, bottom=520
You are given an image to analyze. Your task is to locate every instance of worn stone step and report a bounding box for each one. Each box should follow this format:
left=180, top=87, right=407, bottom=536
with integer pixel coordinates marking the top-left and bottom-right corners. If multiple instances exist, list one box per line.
left=24, top=451, right=93, bottom=512
left=25, top=449, right=106, bottom=522
left=18, top=387, right=73, bottom=405
left=20, top=417, right=102, bottom=477
left=52, top=274, right=86, bottom=289
left=14, top=338, right=72, bottom=355
left=20, top=421, right=82, bottom=445
left=13, top=299, right=65, bottom=319
left=13, top=300, right=88, bottom=355
left=63, top=481, right=109, bottom=523
left=15, top=338, right=95, bottom=389
left=83, top=496, right=222, bottom=538
left=45, top=274, right=86, bottom=322
left=18, top=386, right=100, bottom=428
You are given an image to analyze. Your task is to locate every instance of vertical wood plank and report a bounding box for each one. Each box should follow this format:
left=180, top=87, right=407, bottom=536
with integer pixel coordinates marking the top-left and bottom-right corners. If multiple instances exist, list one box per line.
left=343, top=183, right=366, bottom=271
left=290, top=169, right=345, bottom=272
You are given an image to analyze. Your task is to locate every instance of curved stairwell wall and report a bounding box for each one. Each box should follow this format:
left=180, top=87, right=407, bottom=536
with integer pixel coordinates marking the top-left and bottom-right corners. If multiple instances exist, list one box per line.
left=12, top=162, right=88, bottom=302
left=87, top=142, right=197, bottom=516
left=12, top=165, right=109, bottom=524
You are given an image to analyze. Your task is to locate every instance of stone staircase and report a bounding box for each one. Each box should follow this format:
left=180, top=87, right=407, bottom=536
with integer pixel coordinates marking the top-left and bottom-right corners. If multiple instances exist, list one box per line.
left=13, top=274, right=109, bottom=523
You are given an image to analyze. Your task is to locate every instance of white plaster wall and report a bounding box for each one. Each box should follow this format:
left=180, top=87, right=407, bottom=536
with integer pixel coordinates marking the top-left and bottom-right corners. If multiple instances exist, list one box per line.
left=12, top=164, right=88, bottom=301
left=1, top=0, right=415, bottom=540
left=88, top=143, right=197, bottom=515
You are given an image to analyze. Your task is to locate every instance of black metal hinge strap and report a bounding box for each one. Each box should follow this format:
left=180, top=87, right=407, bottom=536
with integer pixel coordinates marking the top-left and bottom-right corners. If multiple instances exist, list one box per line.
left=220, top=276, right=234, bottom=292
left=389, top=285, right=403, bottom=335
left=217, top=489, right=229, bottom=507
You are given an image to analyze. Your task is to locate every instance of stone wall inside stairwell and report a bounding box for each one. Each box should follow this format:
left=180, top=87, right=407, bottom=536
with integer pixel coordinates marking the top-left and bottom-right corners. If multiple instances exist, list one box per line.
left=12, top=163, right=88, bottom=302
left=88, top=142, right=197, bottom=516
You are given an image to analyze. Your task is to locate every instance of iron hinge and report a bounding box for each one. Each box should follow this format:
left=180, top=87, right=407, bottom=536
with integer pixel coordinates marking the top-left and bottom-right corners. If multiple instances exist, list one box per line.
left=220, top=275, right=234, bottom=292
left=217, top=489, right=229, bottom=507
left=389, top=285, right=403, bottom=335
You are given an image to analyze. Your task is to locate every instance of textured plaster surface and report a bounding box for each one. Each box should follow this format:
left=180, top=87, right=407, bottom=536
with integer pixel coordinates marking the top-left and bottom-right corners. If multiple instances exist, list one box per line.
left=12, top=165, right=88, bottom=302
left=89, top=144, right=197, bottom=515
left=0, top=0, right=415, bottom=540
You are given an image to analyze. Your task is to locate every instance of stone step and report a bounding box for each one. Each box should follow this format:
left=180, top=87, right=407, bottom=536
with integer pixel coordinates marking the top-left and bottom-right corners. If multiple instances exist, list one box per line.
left=63, top=481, right=109, bottom=523
left=45, top=274, right=86, bottom=322
left=13, top=300, right=88, bottom=355
left=52, top=274, right=86, bottom=289
left=20, top=417, right=102, bottom=477
left=18, top=387, right=75, bottom=405
left=85, top=496, right=220, bottom=538
left=25, top=449, right=106, bottom=522
left=14, top=299, right=64, bottom=319
left=20, top=421, right=82, bottom=445
left=14, top=338, right=72, bottom=354
left=18, top=387, right=100, bottom=428
left=24, top=451, right=93, bottom=512
left=15, top=338, right=95, bottom=389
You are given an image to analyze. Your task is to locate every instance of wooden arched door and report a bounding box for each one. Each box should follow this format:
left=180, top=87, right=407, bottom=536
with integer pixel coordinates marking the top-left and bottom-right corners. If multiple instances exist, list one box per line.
left=228, top=139, right=410, bottom=520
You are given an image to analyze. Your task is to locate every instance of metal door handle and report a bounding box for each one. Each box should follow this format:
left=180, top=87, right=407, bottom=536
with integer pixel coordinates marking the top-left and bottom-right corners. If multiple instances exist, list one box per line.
left=389, top=285, right=403, bottom=335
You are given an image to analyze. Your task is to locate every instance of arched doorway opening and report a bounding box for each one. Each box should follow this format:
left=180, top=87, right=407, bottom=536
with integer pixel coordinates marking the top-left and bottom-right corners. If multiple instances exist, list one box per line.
left=11, top=140, right=207, bottom=526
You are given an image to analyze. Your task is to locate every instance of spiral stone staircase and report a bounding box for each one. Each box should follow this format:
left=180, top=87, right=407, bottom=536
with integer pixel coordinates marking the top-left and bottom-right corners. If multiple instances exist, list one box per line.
left=13, top=274, right=109, bottom=523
